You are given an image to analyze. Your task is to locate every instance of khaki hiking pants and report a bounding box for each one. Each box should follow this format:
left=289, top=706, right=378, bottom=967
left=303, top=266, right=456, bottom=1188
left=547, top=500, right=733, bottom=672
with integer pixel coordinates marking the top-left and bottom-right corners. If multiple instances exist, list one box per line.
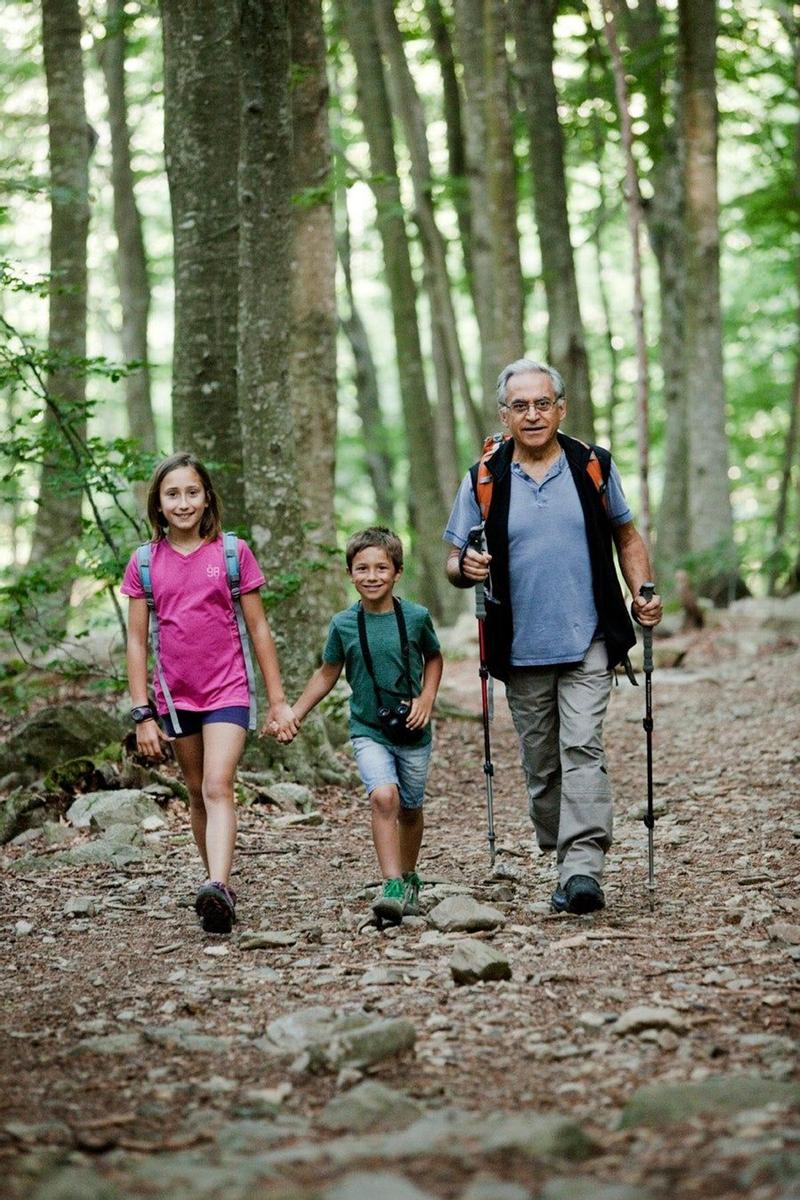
left=505, top=639, right=613, bottom=886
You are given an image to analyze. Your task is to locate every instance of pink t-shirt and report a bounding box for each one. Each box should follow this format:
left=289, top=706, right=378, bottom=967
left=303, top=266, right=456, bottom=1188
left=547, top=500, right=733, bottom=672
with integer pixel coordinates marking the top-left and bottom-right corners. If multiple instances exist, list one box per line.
left=121, top=536, right=266, bottom=714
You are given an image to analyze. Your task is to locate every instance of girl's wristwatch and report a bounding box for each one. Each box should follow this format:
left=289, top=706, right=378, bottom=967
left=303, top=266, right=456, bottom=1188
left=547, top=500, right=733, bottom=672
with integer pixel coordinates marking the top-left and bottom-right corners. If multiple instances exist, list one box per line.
left=130, top=705, right=156, bottom=724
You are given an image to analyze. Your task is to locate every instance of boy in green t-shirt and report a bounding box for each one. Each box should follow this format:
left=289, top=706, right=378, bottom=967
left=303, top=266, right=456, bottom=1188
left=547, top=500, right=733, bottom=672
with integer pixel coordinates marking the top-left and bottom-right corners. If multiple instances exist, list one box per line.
left=282, top=527, right=443, bottom=926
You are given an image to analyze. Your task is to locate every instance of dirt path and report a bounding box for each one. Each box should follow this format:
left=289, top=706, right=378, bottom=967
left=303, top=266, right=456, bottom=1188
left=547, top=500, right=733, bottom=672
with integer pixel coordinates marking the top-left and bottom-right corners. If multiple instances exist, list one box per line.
left=2, top=635, right=799, bottom=1200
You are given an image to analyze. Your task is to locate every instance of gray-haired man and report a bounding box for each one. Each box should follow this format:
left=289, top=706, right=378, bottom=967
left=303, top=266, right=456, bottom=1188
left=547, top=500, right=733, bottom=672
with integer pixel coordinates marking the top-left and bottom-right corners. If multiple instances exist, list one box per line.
left=444, top=359, right=662, bottom=913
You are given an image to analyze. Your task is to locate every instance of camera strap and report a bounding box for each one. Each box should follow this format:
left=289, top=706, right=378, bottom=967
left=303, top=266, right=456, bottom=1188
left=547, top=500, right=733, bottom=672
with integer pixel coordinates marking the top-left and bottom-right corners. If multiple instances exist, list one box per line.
left=356, top=598, right=414, bottom=710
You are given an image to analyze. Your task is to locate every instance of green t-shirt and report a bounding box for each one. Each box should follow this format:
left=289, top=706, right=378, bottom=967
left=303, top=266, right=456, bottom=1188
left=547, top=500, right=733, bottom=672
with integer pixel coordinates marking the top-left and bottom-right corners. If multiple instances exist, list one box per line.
left=323, top=598, right=441, bottom=748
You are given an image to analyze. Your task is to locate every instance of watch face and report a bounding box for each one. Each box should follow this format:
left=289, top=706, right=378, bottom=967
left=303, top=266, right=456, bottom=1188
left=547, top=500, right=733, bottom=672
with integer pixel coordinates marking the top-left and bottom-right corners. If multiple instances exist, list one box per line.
left=131, top=706, right=152, bottom=723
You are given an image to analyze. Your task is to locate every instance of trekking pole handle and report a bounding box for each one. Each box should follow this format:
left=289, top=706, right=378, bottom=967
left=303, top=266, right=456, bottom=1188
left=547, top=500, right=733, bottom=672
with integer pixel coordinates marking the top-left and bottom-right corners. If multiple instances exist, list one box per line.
left=639, top=582, right=655, bottom=674
left=466, top=524, right=488, bottom=620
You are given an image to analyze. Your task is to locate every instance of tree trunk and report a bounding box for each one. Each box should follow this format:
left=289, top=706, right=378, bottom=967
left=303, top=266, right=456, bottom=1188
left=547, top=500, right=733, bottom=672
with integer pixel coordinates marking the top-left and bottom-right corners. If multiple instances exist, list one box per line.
left=288, top=0, right=341, bottom=625
left=770, top=6, right=800, bottom=595
left=337, top=185, right=396, bottom=526
left=623, top=0, right=689, bottom=590
left=512, top=0, right=594, bottom=442
left=678, top=0, right=737, bottom=602
left=161, top=0, right=244, bottom=524
left=424, top=0, right=473, bottom=282
left=602, top=1, right=651, bottom=544
left=31, top=0, right=91, bottom=624
left=375, top=1, right=482, bottom=447
left=99, top=0, right=157, bottom=494
left=345, top=0, right=450, bottom=619
left=484, top=0, right=525, bottom=375
left=452, top=0, right=498, bottom=421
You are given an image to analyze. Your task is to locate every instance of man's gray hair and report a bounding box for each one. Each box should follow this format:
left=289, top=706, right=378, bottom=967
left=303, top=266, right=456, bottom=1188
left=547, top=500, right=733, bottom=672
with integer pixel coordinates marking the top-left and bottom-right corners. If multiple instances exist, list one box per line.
left=496, top=359, right=566, bottom=408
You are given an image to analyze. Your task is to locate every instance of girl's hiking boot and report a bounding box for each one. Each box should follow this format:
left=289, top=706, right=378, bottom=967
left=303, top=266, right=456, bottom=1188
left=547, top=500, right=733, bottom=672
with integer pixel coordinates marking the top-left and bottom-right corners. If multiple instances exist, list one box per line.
left=195, top=881, right=237, bottom=933
left=372, top=877, right=405, bottom=926
left=551, top=874, right=605, bottom=915
left=402, top=870, right=422, bottom=915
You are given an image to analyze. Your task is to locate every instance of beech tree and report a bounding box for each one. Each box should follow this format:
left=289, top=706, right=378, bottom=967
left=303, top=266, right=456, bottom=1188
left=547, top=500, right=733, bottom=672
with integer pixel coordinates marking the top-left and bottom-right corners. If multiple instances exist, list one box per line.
left=512, top=0, right=594, bottom=442
left=30, top=0, right=91, bottom=620
left=160, top=0, right=244, bottom=523
left=345, top=0, right=450, bottom=618
left=99, top=0, right=157, bottom=482
left=678, top=0, right=737, bottom=600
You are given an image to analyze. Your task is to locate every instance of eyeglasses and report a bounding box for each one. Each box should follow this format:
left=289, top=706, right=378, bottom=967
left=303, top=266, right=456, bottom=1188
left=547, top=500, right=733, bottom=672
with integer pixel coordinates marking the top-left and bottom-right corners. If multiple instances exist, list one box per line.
left=501, top=398, right=562, bottom=415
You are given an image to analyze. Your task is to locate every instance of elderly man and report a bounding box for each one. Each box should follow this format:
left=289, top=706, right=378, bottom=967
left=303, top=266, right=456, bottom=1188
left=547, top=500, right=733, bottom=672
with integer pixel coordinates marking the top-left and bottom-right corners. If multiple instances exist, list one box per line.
left=444, top=359, right=662, bottom=914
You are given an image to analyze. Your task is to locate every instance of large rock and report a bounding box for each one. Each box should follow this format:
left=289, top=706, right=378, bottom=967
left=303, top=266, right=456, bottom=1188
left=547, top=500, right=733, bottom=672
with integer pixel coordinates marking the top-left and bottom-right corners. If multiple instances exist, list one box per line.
left=324, top=1172, right=436, bottom=1200
left=620, top=1075, right=800, bottom=1129
left=428, top=895, right=506, bottom=932
left=0, top=788, right=48, bottom=844
left=0, top=702, right=123, bottom=780
left=264, top=1006, right=416, bottom=1073
left=450, top=940, right=512, bottom=985
left=66, top=789, right=162, bottom=830
left=321, top=1081, right=424, bottom=1133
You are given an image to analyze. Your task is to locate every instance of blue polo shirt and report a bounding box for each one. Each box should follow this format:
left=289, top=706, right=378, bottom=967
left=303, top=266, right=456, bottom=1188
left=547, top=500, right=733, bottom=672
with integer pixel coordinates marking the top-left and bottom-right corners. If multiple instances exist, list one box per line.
left=444, top=451, right=632, bottom=666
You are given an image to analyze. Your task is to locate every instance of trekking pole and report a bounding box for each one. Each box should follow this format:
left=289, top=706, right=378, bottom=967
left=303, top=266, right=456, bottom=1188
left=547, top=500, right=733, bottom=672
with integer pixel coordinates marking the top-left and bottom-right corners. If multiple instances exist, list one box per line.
left=466, top=524, right=496, bottom=867
left=639, top=582, right=656, bottom=912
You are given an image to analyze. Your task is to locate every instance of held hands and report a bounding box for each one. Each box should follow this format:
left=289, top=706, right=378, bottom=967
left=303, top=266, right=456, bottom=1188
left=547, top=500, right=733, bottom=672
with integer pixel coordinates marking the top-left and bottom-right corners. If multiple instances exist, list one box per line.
left=406, top=695, right=433, bottom=730
left=262, top=701, right=300, bottom=744
left=135, top=719, right=171, bottom=761
left=460, top=547, right=491, bottom=583
left=631, top=591, right=663, bottom=628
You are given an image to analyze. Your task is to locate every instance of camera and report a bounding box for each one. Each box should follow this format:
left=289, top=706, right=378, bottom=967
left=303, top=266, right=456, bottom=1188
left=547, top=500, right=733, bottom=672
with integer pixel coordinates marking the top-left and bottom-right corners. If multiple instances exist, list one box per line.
left=378, top=701, right=424, bottom=745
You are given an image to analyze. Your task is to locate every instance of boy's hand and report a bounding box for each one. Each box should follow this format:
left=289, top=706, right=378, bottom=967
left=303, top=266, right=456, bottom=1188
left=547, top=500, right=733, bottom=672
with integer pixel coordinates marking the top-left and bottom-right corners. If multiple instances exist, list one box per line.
left=263, top=702, right=300, bottom=744
left=406, top=696, right=433, bottom=730
left=136, top=719, right=171, bottom=761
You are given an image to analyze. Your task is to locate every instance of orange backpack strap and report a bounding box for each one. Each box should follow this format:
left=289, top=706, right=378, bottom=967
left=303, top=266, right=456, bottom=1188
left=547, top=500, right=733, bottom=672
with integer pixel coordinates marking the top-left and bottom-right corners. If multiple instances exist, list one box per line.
left=573, top=438, right=610, bottom=515
left=473, top=433, right=509, bottom=520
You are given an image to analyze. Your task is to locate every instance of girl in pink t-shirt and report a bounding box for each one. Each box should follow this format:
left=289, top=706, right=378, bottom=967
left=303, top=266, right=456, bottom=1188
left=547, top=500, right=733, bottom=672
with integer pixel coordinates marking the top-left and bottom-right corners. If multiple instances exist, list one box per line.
left=122, top=452, right=298, bottom=933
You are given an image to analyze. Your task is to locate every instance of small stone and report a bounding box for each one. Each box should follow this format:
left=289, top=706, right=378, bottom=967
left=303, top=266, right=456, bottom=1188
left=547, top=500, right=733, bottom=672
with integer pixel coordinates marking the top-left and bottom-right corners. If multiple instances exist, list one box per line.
left=63, top=896, right=97, bottom=919
left=266, top=781, right=316, bottom=810
left=460, top=1173, right=531, bottom=1200
left=612, top=1006, right=687, bottom=1036
left=766, top=923, right=800, bottom=944
left=240, top=930, right=298, bottom=949
left=198, top=1074, right=237, bottom=1093
left=15, top=920, right=34, bottom=937
left=361, top=966, right=403, bottom=986
left=272, top=811, right=323, bottom=828
left=320, top=1080, right=423, bottom=1132
left=323, top=1172, right=436, bottom=1200
left=203, top=944, right=229, bottom=956
left=577, top=1011, right=613, bottom=1031
left=450, top=939, right=512, bottom=985
left=428, top=895, right=506, bottom=932
left=241, top=1082, right=292, bottom=1113
left=66, top=789, right=161, bottom=830
left=140, top=814, right=167, bottom=832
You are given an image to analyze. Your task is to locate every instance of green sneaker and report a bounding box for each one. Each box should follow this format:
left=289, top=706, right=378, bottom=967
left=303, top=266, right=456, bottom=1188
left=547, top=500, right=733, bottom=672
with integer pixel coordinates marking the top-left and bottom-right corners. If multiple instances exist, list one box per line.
left=372, top=877, right=405, bottom=926
left=402, top=870, right=422, bottom=915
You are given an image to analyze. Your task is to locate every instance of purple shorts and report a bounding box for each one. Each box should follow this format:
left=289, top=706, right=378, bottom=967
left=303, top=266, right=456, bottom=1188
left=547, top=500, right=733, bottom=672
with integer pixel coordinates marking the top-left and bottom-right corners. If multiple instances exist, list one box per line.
left=161, top=706, right=251, bottom=739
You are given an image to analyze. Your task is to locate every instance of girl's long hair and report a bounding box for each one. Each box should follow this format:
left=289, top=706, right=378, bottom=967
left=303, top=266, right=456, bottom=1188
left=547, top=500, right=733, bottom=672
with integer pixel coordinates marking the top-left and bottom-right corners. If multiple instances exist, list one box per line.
left=145, top=452, right=223, bottom=542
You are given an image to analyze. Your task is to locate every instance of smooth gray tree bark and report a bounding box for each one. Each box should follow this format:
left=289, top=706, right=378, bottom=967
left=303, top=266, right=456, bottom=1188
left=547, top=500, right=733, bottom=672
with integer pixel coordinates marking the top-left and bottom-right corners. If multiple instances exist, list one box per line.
left=512, top=0, right=594, bottom=443
left=99, top=0, right=157, bottom=484
left=31, top=0, right=91, bottom=622
left=161, top=0, right=244, bottom=523
left=345, top=0, right=450, bottom=619
left=678, top=0, right=737, bottom=602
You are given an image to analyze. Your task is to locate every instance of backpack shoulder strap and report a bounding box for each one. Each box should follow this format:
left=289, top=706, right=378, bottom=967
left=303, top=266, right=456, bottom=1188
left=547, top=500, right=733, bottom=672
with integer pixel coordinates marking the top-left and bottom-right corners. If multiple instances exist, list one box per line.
left=567, top=437, right=611, bottom=516
left=222, top=532, right=257, bottom=731
left=136, top=543, right=154, bottom=609
left=135, top=541, right=182, bottom=735
left=471, top=432, right=508, bottom=520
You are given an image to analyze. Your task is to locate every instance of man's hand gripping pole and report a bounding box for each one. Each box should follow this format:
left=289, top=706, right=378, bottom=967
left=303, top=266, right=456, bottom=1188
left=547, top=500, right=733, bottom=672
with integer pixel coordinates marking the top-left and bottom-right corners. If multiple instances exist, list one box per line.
left=466, top=523, right=496, bottom=868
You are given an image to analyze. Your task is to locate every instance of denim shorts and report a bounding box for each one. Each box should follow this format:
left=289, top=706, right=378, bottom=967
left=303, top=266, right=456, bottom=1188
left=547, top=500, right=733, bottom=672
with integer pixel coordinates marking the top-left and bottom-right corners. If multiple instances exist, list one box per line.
left=161, top=706, right=251, bottom=739
left=351, top=736, right=432, bottom=811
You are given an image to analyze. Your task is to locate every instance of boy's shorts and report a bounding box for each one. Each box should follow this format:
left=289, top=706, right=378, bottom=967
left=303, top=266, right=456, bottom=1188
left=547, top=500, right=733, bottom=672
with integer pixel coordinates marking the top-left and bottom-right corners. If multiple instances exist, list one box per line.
left=161, top=706, right=251, bottom=739
left=351, top=736, right=432, bottom=810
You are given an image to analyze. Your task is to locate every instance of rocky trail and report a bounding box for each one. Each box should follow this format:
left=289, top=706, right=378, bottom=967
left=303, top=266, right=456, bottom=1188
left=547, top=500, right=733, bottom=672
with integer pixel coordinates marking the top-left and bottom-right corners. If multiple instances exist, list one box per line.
left=2, top=607, right=799, bottom=1200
